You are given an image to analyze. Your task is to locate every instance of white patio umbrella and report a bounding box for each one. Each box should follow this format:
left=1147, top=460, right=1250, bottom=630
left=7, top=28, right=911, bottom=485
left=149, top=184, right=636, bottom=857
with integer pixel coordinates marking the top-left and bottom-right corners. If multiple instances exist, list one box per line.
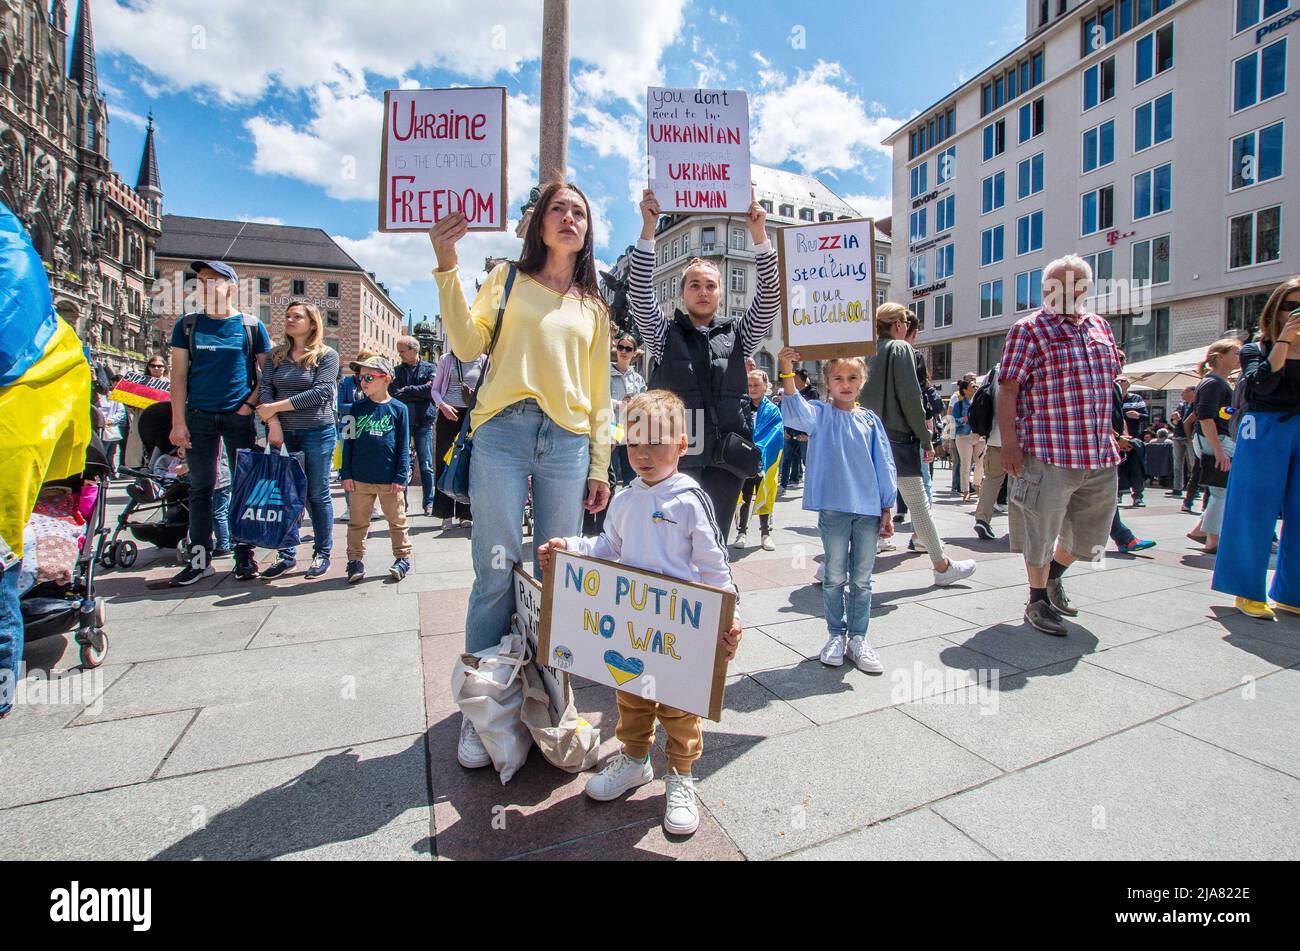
left=1121, top=346, right=1208, bottom=391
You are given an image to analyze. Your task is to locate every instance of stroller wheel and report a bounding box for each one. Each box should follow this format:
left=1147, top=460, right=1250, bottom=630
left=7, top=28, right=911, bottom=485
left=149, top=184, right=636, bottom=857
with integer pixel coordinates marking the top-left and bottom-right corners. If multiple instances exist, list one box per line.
left=116, top=541, right=138, bottom=568
left=99, top=543, right=118, bottom=569
left=79, top=630, right=108, bottom=669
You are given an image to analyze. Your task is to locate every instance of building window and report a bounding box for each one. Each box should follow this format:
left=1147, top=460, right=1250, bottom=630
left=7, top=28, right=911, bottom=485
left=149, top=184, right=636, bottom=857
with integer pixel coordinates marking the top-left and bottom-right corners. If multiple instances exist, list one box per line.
left=1231, top=121, right=1285, bottom=191
left=1083, top=119, right=1116, bottom=173
left=671, top=276, right=680, bottom=298
left=935, top=194, right=955, bottom=233
left=982, top=120, right=1006, bottom=162
left=257, top=277, right=271, bottom=295
left=980, top=280, right=1005, bottom=320
left=1229, top=205, right=1282, bottom=269
left=1109, top=307, right=1171, bottom=363
left=730, top=227, right=746, bottom=250
left=258, top=303, right=272, bottom=323
left=1018, top=153, right=1045, bottom=199
left=1134, top=92, right=1173, bottom=152
left=980, top=48, right=1045, bottom=118
left=818, top=211, right=834, bottom=222
left=909, top=254, right=927, bottom=289
left=326, top=308, right=340, bottom=328
left=910, top=209, right=928, bottom=244
left=1226, top=292, right=1274, bottom=335
left=729, top=267, right=746, bottom=294
left=760, top=200, right=773, bottom=214
left=1132, top=234, right=1171, bottom=285
left=1134, top=23, right=1174, bottom=86
left=876, top=253, right=888, bottom=273
left=1082, top=185, right=1115, bottom=236
left=936, top=146, right=956, bottom=185
left=914, top=299, right=927, bottom=330
left=700, top=226, right=716, bottom=250
left=1016, top=210, right=1044, bottom=255
left=1016, top=269, right=1043, bottom=312
left=1018, top=97, right=1045, bottom=144
left=1082, top=0, right=1173, bottom=57
left=1237, top=0, right=1290, bottom=34
left=982, top=171, right=1005, bottom=214
left=327, top=282, right=340, bottom=299
left=910, top=162, right=929, bottom=199
left=934, top=293, right=954, bottom=329
left=1083, top=56, right=1116, bottom=111
left=1083, top=249, right=1115, bottom=296
left=1133, top=163, right=1173, bottom=219
left=876, top=288, right=887, bottom=307
left=779, top=203, right=794, bottom=218
left=909, top=105, right=957, bottom=158
left=1234, top=39, right=1288, bottom=112
left=799, top=208, right=815, bottom=222
left=292, top=279, right=306, bottom=295
left=936, top=243, right=955, bottom=280
left=930, top=342, right=952, bottom=380
left=981, top=225, right=1005, bottom=267
left=979, top=334, right=1006, bottom=375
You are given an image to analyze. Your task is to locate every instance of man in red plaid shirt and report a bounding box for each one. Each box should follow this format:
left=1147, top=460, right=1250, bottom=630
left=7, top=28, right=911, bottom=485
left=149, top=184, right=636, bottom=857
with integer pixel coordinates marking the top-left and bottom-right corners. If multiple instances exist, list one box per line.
left=997, top=255, right=1123, bottom=635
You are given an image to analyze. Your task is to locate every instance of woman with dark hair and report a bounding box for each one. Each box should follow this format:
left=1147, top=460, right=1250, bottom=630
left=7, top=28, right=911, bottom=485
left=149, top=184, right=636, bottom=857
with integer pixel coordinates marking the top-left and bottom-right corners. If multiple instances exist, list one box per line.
left=1214, top=276, right=1300, bottom=618
left=430, top=182, right=611, bottom=769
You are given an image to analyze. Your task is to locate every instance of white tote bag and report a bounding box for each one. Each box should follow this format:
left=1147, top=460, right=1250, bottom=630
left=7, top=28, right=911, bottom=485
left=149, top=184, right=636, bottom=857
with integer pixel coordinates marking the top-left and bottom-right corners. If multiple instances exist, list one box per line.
left=449, top=632, right=532, bottom=784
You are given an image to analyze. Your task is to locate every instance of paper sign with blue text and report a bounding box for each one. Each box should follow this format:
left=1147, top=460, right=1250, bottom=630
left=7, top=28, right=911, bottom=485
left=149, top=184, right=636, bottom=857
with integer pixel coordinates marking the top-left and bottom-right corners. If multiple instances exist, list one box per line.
left=778, top=216, right=877, bottom=360
left=538, top=550, right=734, bottom=720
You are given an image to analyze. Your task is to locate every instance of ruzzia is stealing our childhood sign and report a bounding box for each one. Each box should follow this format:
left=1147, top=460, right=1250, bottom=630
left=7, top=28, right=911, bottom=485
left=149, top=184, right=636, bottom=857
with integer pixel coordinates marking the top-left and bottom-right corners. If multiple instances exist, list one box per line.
left=778, top=216, right=878, bottom=360
left=537, top=550, right=735, bottom=721
left=378, top=86, right=508, bottom=233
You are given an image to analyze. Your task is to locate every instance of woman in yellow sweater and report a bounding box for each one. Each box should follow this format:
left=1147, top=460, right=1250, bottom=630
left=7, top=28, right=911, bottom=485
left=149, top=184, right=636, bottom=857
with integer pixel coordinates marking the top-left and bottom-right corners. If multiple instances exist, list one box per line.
left=430, top=181, right=611, bottom=767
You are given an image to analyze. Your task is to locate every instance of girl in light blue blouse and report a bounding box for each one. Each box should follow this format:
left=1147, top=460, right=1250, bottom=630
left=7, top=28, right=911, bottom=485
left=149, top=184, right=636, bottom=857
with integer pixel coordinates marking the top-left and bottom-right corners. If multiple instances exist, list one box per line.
left=778, top=347, right=897, bottom=673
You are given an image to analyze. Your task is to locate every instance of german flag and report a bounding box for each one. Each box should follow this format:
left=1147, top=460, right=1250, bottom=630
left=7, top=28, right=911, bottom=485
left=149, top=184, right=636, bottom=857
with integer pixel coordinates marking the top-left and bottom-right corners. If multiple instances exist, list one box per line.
left=109, top=371, right=171, bottom=409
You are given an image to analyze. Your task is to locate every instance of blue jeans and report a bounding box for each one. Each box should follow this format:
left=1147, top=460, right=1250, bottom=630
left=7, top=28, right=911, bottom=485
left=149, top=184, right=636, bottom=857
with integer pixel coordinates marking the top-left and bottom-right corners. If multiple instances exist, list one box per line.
left=408, top=424, right=435, bottom=509
left=185, top=408, right=256, bottom=560
left=1, top=561, right=21, bottom=714
left=1110, top=509, right=1135, bottom=547
left=780, top=436, right=806, bottom=486
left=278, top=425, right=337, bottom=559
left=1194, top=432, right=1234, bottom=538
left=213, top=487, right=231, bottom=550
left=922, top=455, right=933, bottom=502
left=818, top=510, right=881, bottom=638
left=465, top=401, right=589, bottom=653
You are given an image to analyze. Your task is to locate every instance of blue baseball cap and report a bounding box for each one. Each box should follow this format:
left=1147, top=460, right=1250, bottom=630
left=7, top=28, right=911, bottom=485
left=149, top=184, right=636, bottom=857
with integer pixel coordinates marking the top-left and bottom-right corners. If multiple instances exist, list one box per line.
left=190, top=260, right=239, bottom=282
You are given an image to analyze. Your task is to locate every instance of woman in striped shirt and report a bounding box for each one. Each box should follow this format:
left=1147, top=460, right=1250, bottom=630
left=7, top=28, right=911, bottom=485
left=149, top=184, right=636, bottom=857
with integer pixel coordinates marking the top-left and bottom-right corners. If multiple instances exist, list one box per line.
left=256, top=302, right=340, bottom=579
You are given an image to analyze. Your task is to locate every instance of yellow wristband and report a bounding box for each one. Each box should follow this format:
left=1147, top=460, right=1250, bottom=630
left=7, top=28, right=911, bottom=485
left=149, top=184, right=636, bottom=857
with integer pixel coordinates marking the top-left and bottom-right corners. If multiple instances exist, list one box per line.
left=779, top=372, right=795, bottom=380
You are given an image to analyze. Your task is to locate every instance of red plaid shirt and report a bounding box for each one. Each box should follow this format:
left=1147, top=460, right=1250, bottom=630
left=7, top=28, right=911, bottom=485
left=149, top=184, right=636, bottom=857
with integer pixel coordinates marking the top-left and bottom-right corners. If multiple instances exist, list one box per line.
left=1000, top=307, right=1122, bottom=469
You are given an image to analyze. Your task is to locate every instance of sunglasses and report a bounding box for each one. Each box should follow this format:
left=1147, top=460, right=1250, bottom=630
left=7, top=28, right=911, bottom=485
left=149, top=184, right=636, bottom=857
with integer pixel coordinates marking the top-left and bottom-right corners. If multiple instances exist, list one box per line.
left=148, top=364, right=165, bottom=369
left=360, top=372, right=388, bottom=383
left=615, top=344, right=636, bottom=353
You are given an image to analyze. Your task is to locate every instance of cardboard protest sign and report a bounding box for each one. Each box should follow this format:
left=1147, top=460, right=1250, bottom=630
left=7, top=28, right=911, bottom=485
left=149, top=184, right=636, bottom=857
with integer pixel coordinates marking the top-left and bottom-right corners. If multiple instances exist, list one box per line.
left=646, top=86, right=750, bottom=215
left=538, top=550, right=734, bottom=721
left=379, top=86, right=508, bottom=233
left=108, top=371, right=170, bottom=409
left=513, top=565, right=566, bottom=715
left=778, top=217, right=878, bottom=360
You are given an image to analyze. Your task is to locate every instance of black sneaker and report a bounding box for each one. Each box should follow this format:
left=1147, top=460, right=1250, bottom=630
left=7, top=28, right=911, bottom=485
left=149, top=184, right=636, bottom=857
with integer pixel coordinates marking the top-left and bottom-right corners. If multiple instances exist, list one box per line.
left=1045, top=578, right=1079, bottom=617
left=233, top=556, right=260, bottom=581
left=346, top=560, right=365, bottom=584
left=169, top=564, right=215, bottom=587
left=1024, top=600, right=1068, bottom=636
left=305, top=553, right=331, bottom=579
left=1180, top=505, right=1194, bottom=514
left=260, top=558, right=296, bottom=580
left=211, top=547, right=233, bottom=559
left=974, top=519, right=995, bottom=540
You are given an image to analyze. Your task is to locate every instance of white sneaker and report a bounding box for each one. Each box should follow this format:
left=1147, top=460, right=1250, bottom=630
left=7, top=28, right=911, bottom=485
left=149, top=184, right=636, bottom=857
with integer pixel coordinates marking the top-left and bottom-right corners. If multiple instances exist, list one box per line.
left=846, top=636, right=884, bottom=673
left=760, top=534, right=775, bottom=551
left=663, top=770, right=700, bottom=835
left=732, top=532, right=748, bottom=549
left=933, top=558, right=977, bottom=587
left=585, top=751, right=654, bottom=801
left=820, top=634, right=847, bottom=666
left=877, top=537, right=897, bottom=553
left=994, top=503, right=1008, bottom=515
left=457, top=716, right=492, bottom=769
left=441, top=517, right=455, bottom=531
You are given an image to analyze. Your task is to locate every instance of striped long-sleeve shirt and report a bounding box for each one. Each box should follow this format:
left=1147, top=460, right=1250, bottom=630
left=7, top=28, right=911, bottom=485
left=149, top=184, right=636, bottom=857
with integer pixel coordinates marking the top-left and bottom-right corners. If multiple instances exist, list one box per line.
left=627, top=237, right=780, bottom=364
left=259, top=347, right=340, bottom=431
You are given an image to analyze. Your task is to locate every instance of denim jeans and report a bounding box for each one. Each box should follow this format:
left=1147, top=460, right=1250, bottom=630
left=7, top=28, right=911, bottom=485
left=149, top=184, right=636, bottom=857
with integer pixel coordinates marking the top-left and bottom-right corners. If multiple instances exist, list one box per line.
left=185, top=408, right=256, bottom=560
left=1194, top=432, right=1235, bottom=537
left=408, top=424, right=435, bottom=509
left=780, top=436, right=806, bottom=486
left=922, top=454, right=933, bottom=503
left=1, top=561, right=22, bottom=714
left=1110, top=509, right=1135, bottom=547
left=278, top=425, right=337, bottom=559
left=213, top=487, right=231, bottom=551
left=818, top=510, right=881, bottom=638
left=465, top=401, right=589, bottom=653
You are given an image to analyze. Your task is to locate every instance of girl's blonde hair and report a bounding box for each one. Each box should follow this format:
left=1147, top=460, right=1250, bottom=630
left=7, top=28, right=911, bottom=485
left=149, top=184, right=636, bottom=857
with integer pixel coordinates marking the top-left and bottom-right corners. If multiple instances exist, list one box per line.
left=823, top=356, right=869, bottom=383
left=876, top=302, right=911, bottom=338
left=1200, top=337, right=1242, bottom=376
left=271, top=302, right=328, bottom=370
left=1258, top=276, right=1300, bottom=344
left=747, top=368, right=770, bottom=386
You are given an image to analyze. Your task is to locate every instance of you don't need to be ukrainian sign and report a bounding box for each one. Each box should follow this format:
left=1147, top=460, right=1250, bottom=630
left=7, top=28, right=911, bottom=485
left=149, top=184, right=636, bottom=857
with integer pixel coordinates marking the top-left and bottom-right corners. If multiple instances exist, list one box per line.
left=646, top=86, right=751, bottom=215
left=538, top=550, right=735, bottom=720
left=778, top=217, right=878, bottom=360
left=379, top=86, right=508, bottom=233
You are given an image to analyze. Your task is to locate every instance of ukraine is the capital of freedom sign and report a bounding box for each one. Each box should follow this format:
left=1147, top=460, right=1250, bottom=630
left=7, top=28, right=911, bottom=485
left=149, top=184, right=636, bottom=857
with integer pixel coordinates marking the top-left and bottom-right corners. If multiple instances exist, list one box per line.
left=379, top=86, right=508, bottom=233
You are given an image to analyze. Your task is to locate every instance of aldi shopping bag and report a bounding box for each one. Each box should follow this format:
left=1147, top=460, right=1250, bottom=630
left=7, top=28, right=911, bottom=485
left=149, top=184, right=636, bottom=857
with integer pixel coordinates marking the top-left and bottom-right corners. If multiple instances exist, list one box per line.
left=229, top=446, right=307, bottom=549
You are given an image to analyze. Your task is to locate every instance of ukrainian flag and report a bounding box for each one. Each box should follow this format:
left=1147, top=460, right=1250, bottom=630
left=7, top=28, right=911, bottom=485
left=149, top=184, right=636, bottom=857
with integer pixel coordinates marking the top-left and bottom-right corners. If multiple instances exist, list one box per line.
left=744, top=397, right=784, bottom=520
left=0, top=204, right=92, bottom=569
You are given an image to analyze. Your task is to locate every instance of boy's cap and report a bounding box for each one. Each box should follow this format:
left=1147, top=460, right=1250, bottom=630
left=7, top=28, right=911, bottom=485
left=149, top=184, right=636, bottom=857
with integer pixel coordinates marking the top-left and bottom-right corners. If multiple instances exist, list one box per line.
left=350, top=355, right=394, bottom=376
left=190, top=260, right=239, bottom=282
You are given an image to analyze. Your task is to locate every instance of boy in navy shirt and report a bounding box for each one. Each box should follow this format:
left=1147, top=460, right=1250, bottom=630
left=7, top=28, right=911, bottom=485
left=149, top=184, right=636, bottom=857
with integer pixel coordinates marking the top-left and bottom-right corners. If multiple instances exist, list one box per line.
left=340, top=356, right=412, bottom=582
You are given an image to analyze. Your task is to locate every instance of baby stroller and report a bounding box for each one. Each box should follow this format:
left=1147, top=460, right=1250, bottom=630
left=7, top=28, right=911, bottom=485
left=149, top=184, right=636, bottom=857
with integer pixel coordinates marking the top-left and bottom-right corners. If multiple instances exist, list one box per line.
left=101, top=401, right=189, bottom=569
left=20, top=425, right=111, bottom=668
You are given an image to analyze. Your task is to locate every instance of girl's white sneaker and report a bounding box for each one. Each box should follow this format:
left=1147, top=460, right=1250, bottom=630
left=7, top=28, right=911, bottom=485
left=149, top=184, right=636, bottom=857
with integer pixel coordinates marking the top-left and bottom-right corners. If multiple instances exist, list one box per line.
left=760, top=534, right=775, bottom=551
left=585, top=751, right=654, bottom=801
left=846, top=636, right=884, bottom=673
left=732, top=532, right=748, bottom=549
left=820, top=634, right=847, bottom=666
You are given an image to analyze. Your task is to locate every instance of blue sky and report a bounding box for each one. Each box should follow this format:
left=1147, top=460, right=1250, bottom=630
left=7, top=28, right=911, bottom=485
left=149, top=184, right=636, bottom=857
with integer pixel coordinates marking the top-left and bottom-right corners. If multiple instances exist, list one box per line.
left=94, top=0, right=1024, bottom=324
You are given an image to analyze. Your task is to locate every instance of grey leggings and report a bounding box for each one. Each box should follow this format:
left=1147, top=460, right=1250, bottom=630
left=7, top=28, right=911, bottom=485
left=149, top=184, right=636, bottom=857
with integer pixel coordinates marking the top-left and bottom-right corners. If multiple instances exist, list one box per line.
left=898, top=475, right=945, bottom=562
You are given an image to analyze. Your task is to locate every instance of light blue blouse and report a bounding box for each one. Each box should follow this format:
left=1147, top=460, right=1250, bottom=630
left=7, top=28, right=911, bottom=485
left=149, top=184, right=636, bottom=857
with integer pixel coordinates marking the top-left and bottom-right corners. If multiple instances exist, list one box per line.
left=779, top=391, right=898, bottom=516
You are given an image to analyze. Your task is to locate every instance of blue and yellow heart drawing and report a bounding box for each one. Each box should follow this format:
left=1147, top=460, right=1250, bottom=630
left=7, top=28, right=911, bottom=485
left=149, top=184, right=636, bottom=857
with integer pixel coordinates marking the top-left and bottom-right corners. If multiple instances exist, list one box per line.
left=604, top=649, right=645, bottom=686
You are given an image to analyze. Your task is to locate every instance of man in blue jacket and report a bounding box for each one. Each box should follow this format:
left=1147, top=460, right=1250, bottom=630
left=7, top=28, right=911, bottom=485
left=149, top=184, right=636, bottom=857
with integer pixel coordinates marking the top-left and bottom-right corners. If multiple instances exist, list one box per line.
left=393, top=336, right=436, bottom=516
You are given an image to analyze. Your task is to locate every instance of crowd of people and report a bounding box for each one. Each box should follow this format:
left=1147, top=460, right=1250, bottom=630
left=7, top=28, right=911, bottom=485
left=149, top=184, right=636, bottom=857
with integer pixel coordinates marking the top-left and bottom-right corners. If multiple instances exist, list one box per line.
left=5, top=180, right=1299, bottom=841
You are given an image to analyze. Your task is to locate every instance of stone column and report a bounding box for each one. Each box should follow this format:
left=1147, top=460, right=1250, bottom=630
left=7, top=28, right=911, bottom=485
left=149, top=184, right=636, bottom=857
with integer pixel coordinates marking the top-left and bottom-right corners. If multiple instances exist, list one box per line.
left=538, top=0, right=570, bottom=183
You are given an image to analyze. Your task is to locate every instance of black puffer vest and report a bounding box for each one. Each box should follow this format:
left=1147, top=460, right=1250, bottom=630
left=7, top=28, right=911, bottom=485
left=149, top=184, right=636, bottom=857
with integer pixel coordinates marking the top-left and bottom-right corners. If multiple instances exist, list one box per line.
left=650, top=310, right=753, bottom=470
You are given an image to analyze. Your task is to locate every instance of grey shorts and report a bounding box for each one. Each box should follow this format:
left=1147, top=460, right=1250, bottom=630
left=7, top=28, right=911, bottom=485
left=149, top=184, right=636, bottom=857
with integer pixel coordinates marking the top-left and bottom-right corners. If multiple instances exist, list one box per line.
left=1008, top=454, right=1118, bottom=566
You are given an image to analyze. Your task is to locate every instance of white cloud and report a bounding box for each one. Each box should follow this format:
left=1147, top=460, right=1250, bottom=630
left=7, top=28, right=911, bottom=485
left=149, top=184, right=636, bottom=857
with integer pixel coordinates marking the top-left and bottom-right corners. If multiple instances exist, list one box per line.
left=751, top=61, right=905, bottom=173
left=571, top=105, right=643, bottom=204
left=841, top=194, right=893, bottom=222
left=108, top=103, right=148, bottom=131
left=237, top=215, right=286, bottom=225
left=334, top=227, right=524, bottom=301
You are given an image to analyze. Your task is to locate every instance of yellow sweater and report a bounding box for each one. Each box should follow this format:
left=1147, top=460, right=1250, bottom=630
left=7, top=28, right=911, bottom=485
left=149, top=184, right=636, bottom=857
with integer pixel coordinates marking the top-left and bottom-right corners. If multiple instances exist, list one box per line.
left=434, top=263, right=611, bottom=482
